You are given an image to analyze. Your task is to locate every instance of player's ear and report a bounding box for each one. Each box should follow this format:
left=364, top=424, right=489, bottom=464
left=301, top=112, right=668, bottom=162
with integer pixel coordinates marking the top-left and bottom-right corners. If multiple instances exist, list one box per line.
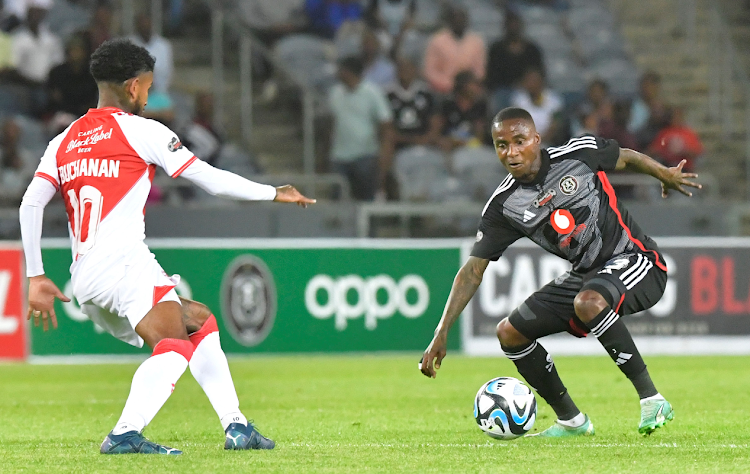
left=124, top=77, right=138, bottom=101
left=533, top=132, right=541, bottom=145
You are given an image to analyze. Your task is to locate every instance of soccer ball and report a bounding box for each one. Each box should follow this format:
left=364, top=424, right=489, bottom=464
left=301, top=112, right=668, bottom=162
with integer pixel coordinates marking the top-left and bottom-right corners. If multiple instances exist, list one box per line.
left=473, top=377, right=536, bottom=440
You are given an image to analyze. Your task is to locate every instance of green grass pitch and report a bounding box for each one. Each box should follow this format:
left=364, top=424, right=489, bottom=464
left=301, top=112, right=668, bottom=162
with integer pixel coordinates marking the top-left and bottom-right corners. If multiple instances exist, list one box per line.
left=1, top=355, right=749, bottom=473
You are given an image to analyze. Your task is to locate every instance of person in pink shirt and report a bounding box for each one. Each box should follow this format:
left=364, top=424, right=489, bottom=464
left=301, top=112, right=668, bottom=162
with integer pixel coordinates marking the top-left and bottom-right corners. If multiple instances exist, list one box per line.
left=423, top=5, right=486, bottom=95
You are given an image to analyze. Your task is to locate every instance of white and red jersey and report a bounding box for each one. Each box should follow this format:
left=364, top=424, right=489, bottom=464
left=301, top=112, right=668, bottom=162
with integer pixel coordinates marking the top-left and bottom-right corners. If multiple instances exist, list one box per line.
left=34, top=107, right=198, bottom=301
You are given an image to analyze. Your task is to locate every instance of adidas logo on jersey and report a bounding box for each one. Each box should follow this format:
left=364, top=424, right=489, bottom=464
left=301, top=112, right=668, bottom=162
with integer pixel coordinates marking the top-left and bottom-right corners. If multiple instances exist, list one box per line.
left=523, top=210, right=536, bottom=222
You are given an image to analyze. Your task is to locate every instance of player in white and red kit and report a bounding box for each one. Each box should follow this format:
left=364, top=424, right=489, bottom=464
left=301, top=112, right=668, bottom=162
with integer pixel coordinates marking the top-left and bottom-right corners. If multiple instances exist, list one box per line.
left=19, top=39, right=315, bottom=454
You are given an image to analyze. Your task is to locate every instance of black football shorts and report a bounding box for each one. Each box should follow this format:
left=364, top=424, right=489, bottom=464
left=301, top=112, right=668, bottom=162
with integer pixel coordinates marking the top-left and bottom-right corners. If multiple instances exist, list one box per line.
left=508, top=252, right=667, bottom=341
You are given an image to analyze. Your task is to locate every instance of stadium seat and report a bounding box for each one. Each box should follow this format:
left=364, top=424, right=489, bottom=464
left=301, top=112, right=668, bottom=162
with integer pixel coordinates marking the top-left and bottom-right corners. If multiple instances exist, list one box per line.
left=519, top=5, right=562, bottom=27
left=393, top=146, right=450, bottom=202
left=526, top=23, right=572, bottom=58
left=546, top=55, right=586, bottom=93
left=413, top=0, right=441, bottom=30
left=452, top=146, right=507, bottom=202
left=274, top=34, right=337, bottom=94
left=577, top=27, right=628, bottom=63
left=587, top=58, right=640, bottom=96
left=567, top=6, right=615, bottom=32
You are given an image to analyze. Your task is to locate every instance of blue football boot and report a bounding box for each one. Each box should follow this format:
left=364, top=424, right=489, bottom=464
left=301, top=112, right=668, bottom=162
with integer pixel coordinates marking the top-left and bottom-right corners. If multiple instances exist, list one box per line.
left=224, top=422, right=275, bottom=450
left=100, top=430, right=182, bottom=455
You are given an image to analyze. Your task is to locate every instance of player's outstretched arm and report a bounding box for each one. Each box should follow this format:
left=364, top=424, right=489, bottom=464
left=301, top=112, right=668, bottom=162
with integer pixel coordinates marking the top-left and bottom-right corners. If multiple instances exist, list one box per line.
left=179, top=159, right=315, bottom=206
left=19, top=177, right=71, bottom=331
left=615, top=148, right=702, bottom=197
left=420, top=257, right=489, bottom=379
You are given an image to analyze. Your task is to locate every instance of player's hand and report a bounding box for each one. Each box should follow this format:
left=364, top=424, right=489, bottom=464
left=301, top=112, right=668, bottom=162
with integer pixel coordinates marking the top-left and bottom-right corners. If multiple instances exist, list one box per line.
left=274, top=185, right=317, bottom=208
left=27, top=275, right=69, bottom=331
left=420, top=333, right=448, bottom=379
left=660, top=160, right=702, bottom=198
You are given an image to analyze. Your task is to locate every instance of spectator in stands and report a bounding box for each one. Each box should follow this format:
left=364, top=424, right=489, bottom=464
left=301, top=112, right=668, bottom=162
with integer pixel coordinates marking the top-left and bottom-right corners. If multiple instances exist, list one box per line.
left=387, top=56, right=439, bottom=150
left=575, top=79, right=616, bottom=135
left=306, top=0, right=363, bottom=40
left=365, top=0, right=416, bottom=54
left=510, top=68, right=563, bottom=144
left=182, top=91, right=223, bottom=166
left=486, top=11, right=544, bottom=112
left=423, top=5, right=485, bottom=95
left=437, top=70, right=487, bottom=152
left=8, top=4, right=62, bottom=85
left=130, top=12, right=175, bottom=124
left=362, top=27, right=395, bottom=89
left=328, top=56, right=394, bottom=201
left=599, top=99, right=638, bottom=151
left=648, top=106, right=702, bottom=173
left=0, top=118, right=34, bottom=204
left=629, top=70, right=669, bottom=148
left=80, top=0, right=113, bottom=53
left=46, top=33, right=97, bottom=133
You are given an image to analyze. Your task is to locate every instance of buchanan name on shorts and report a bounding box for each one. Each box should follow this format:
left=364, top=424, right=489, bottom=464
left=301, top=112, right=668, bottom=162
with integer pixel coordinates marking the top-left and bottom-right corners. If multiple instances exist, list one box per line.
left=58, top=158, right=121, bottom=185
left=66, top=126, right=114, bottom=153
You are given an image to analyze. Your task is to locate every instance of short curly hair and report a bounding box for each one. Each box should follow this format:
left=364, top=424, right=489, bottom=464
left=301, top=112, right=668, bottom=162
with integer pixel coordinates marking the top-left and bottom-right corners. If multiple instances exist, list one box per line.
left=89, top=38, right=155, bottom=83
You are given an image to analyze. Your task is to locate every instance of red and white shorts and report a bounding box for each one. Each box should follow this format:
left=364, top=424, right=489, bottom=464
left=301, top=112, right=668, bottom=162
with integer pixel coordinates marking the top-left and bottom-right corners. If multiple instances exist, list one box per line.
left=80, top=250, right=181, bottom=348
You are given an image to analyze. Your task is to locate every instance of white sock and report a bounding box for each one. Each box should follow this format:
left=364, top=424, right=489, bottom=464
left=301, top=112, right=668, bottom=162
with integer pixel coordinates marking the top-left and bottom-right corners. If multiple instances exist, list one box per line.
left=640, top=393, right=664, bottom=404
left=557, top=412, right=586, bottom=428
left=112, top=339, right=193, bottom=435
left=189, top=320, right=246, bottom=431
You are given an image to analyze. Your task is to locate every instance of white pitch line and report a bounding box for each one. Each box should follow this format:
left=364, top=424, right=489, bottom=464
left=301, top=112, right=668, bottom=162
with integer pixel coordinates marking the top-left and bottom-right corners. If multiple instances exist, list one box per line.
left=281, top=442, right=748, bottom=449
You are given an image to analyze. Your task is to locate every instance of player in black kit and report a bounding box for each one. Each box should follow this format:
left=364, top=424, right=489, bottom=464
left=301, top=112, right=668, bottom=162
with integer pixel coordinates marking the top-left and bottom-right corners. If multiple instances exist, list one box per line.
left=420, top=107, right=701, bottom=436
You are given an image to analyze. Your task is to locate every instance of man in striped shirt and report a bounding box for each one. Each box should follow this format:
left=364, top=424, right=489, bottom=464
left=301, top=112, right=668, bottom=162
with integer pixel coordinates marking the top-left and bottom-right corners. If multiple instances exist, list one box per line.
left=420, top=107, right=701, bottom=437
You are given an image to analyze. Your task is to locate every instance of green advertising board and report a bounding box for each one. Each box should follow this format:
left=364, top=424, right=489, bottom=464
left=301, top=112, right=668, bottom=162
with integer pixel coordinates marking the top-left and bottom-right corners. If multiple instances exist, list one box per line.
left=34, top=239, right=462, bottom=356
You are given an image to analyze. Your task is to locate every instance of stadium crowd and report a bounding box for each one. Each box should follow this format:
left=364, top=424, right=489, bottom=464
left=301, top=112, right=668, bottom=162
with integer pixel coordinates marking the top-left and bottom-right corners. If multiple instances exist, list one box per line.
left=0, top=0, right=705, bottom=207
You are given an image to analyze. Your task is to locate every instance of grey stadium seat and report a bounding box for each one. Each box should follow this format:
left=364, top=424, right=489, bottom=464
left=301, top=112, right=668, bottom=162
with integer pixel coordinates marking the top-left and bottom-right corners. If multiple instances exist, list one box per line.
left=587, top=58, right=640, bottom=96
left=452, top=146, right=507, bottom=202
left=546, top=56, right=586, bottom=94
left=394, top=146, right=450, bottom=202
left=275, top=34, right=337, bottom=93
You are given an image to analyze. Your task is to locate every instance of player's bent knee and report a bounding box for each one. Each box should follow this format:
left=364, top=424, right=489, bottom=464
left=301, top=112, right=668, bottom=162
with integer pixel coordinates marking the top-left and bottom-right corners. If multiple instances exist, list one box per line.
left=573, top=290, right=608, bottom=323
left=136, top=301, right=190, bottom=349
left=496, top=318, right=530, bottom=347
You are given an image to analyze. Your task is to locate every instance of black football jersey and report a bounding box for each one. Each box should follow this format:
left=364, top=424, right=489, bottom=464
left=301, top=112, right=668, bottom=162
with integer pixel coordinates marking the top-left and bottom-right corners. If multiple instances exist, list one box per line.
left=471, top=135, right=666, bottom=273
left=386, top=81, right=435, bottom=136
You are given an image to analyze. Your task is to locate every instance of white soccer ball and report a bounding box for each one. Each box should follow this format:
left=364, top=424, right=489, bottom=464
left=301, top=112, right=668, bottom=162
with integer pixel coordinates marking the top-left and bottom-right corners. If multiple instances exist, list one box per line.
left=473, top=377, right=537, bottom=440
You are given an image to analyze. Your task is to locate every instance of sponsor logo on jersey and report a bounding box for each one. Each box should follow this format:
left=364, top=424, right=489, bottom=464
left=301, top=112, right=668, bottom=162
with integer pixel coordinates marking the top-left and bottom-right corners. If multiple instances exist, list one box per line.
left=523, top=210, right=536, bottom=222
left=220, top=255, right=276, bottom=347
left=66, top=127, right=113, bottom=153
left=598, top=257, right=631, bottom=274
left=559, top=175, right=579, bottom=195
left=476, top=230, right=484, bottom=242
left=550, top=209, right=576, bottom=234
left=305, top=274, right=429, bottom=330
left=533, top=189, right=556, bottom=208
left=58, top=159, right=120, bottom=185
left=168, top=136, right=183, bottom=152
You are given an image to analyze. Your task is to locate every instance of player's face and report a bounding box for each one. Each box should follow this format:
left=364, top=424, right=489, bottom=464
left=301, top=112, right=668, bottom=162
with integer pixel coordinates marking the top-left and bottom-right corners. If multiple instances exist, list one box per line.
left=126, top=72, right=153, bottom=116
left=492, top=119, right=541, bottom=183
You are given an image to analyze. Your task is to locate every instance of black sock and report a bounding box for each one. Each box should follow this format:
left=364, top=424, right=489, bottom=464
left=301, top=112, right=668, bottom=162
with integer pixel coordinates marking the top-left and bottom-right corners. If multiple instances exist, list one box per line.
left=586, top=307, right=658, bottom=399
left=502, top=341, right=580, bottom=420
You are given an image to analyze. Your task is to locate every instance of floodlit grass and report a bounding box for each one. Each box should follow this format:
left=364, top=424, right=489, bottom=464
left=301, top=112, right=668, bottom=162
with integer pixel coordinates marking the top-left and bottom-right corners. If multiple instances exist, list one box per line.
left=1, top=355, right=748, bottom=473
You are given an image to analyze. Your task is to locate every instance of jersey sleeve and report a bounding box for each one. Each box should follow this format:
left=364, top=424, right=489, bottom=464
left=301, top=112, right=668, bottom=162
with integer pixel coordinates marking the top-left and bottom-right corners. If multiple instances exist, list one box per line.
left=576, top=135, right=620, bottom=171
left=470, top=201, right=524, bottom=261
left=116, top=115, right=197, bottom=177
left=32, top=132, right=67, bottom=190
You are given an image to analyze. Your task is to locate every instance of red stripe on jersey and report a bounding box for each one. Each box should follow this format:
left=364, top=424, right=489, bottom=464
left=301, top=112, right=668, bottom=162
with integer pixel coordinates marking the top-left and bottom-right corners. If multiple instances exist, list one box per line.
left=34, top=172, right=59, bottom=190
left=153, top=284, right=176, bottom=307
left=189, top=314, right=219, bottom=347
left=171, top=156, right=197, bottom=178
left=597, top=171, right=667, bottom=271
left=615, top=293, right=625, bottom=314
left=152, top=338, right=194, bottom=361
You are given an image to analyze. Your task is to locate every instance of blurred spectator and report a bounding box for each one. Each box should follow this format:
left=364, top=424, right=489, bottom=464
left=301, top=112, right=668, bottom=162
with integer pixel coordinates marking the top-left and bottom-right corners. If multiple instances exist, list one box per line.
left=306, top=0, right=363, bottom=40
left=423, top=5, right=486, bottom=95
left=46, top=33, right=97, bottom=133
left=648, top=107, right=702, bottom=172
left=575, top=79, right=616, bottom=135
left=366, top=0, right=416, bottom=54
left=182, top=91, right=223, bottom=166
left=510, top=68, right=562, bottom=144
left=2, top=0, right=53, bottom=32
left=629, top=71, right=669, bottom=148
left=386, top=56, right=439, bottom=149
left=80, top=0, right=113, bottom=52
left=486, top=11, right=544, bottom=112
left=0, top=119, right=34, bottom=204
left=438, top=70, right=487, bottom=152
left=599, top=100, right=638, bottom=151
left=328, top=56, right=393, bottom=201
left=130, top=12, right=174, bottom=124
left=362, top=27, right=395, bottom=89
left=9, top=5, right=62, bottom=85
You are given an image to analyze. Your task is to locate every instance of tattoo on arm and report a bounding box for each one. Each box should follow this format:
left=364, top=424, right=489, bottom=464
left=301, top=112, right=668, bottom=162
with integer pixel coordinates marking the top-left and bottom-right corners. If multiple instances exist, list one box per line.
left=435, top=257, right=489, bottom=336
